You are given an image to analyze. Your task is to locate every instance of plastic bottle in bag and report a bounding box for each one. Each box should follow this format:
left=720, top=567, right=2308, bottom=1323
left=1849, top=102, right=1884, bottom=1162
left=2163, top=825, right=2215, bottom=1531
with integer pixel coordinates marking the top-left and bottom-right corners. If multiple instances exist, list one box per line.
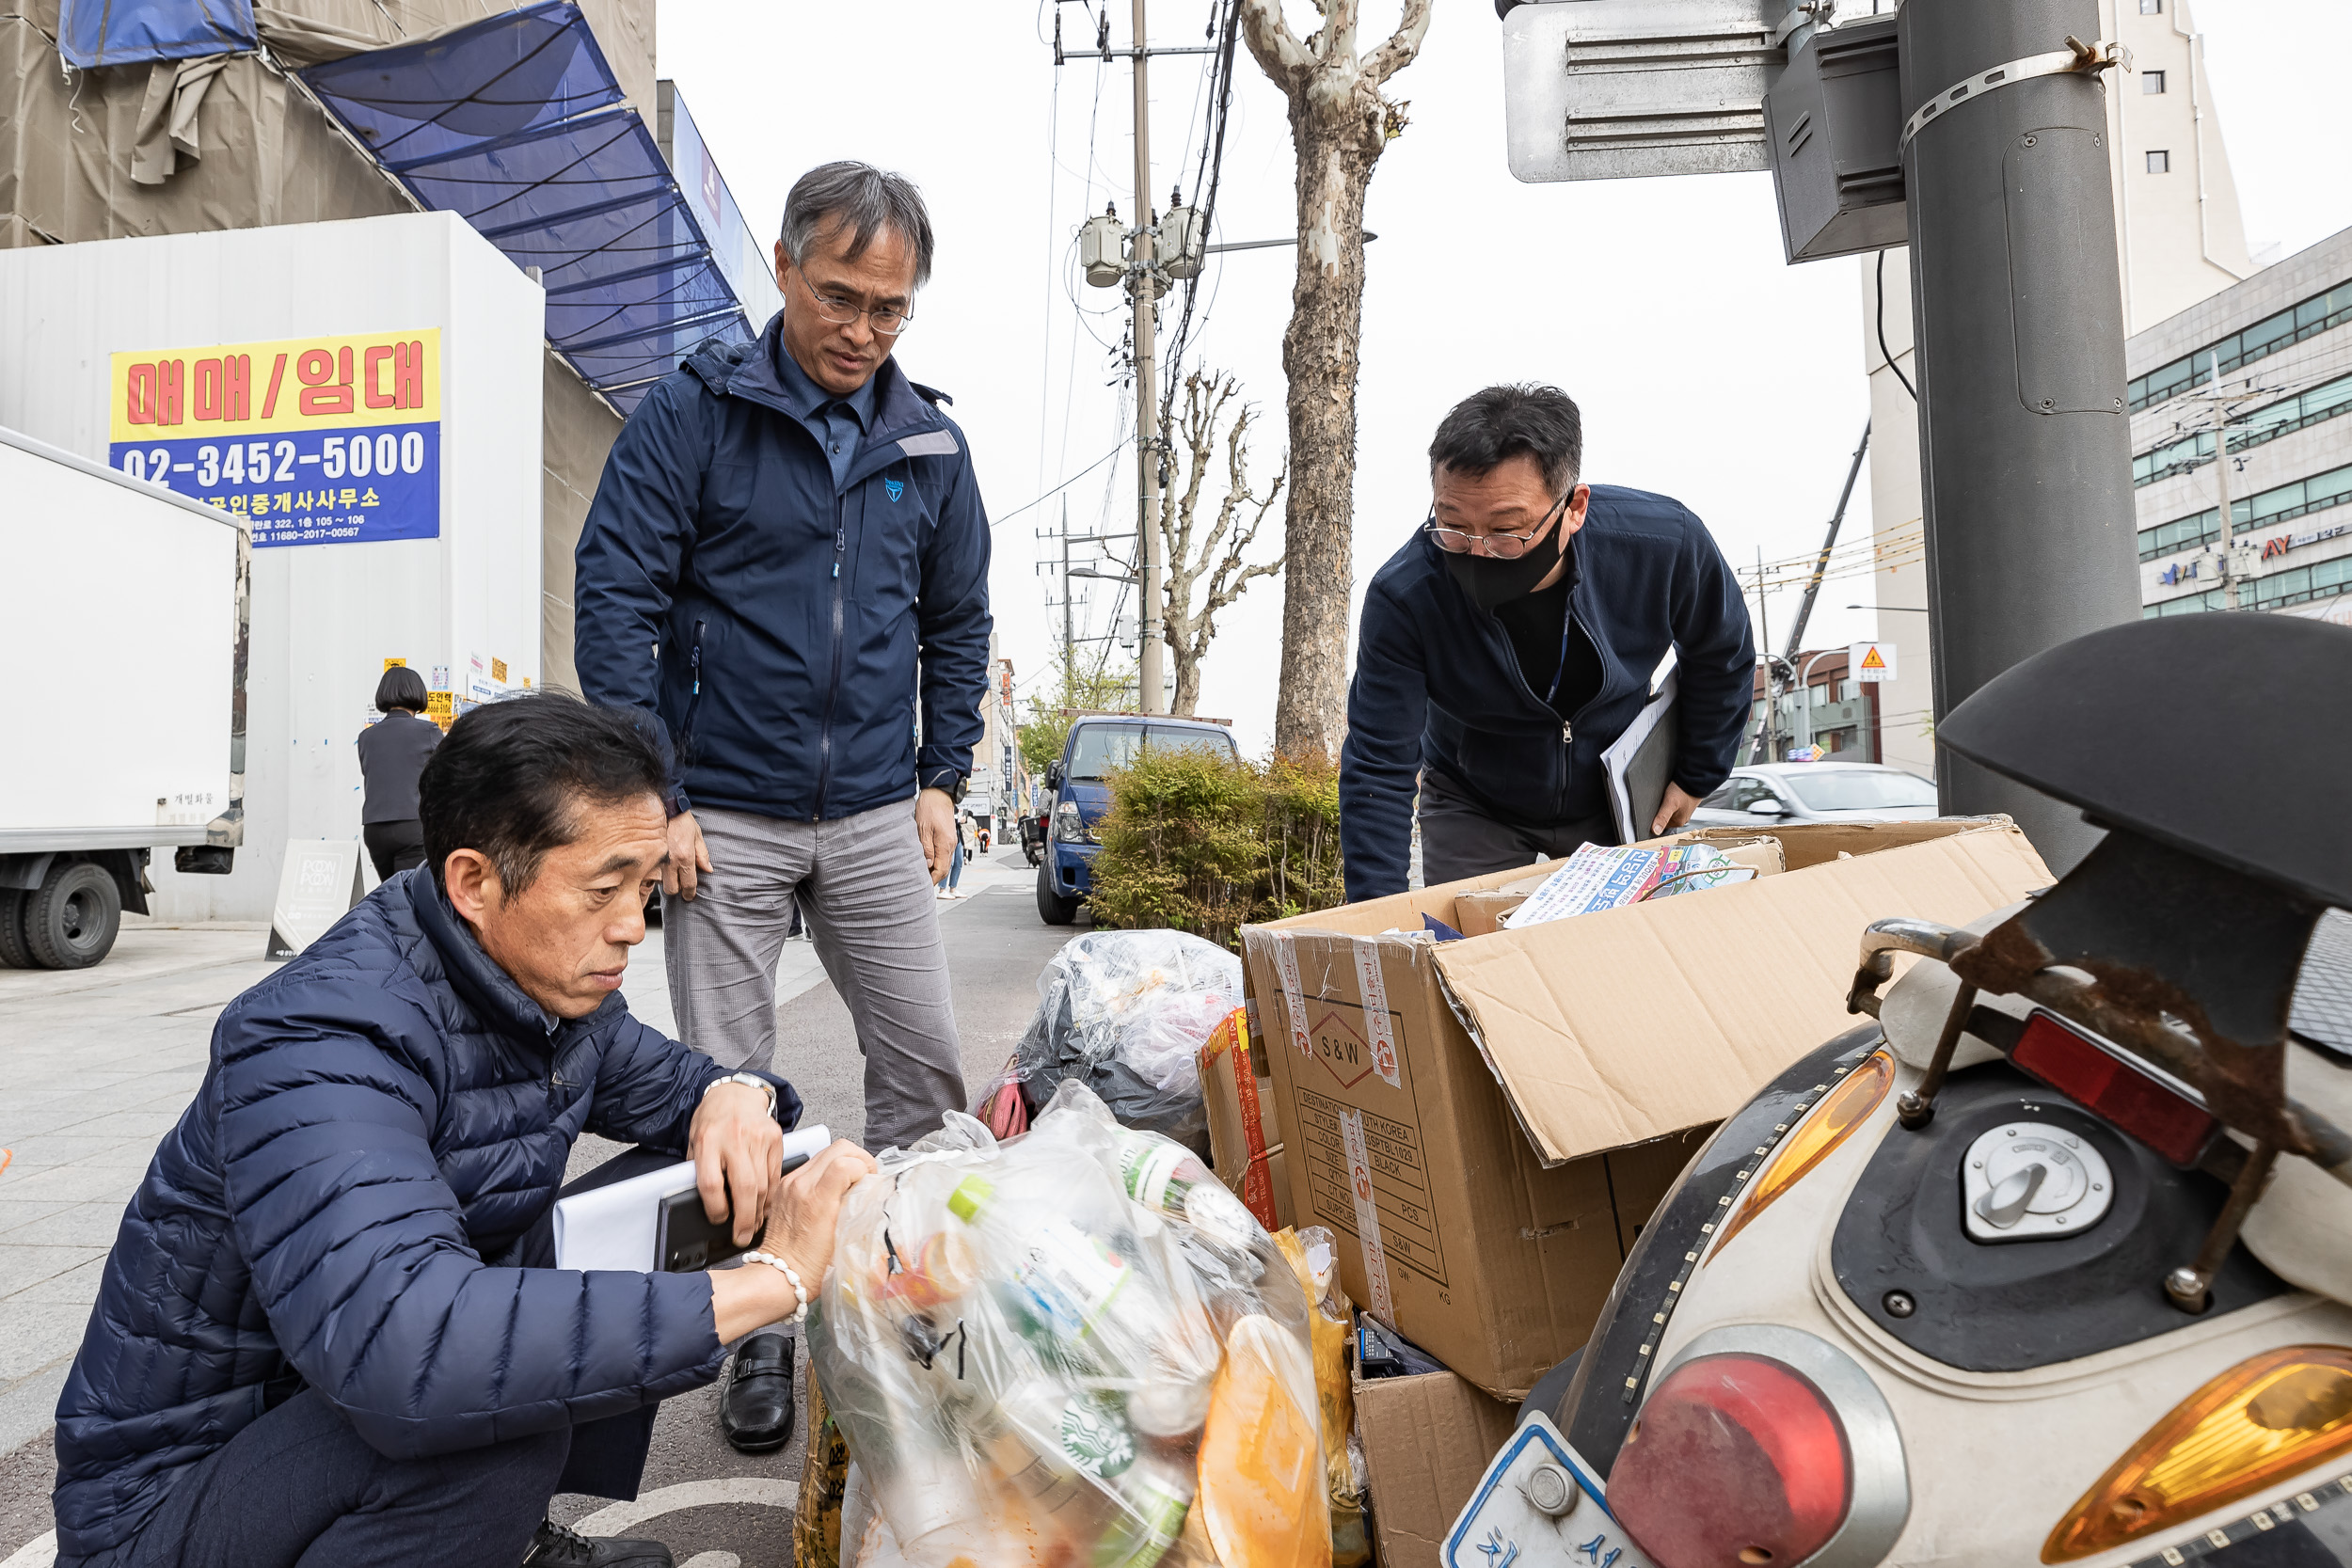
left=1113, top=1128, right=1265, bottom=1252
left=1092, top=1379, right=1210, bottom=1568
left=947, top=1173, right=1137, bottom=1343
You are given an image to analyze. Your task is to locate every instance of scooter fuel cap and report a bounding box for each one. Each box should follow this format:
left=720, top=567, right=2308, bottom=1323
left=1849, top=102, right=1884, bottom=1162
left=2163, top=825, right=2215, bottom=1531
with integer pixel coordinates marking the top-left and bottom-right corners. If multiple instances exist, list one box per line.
left=1962, top=1122, right=2114, bottom=1243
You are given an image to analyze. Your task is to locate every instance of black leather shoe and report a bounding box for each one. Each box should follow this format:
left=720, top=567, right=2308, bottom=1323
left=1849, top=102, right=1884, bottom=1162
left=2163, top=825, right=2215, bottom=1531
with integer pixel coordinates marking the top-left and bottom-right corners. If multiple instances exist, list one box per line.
left=719, top=1331, right=796, bottom=1454
left=520, top=1518, right=674, bottom=1566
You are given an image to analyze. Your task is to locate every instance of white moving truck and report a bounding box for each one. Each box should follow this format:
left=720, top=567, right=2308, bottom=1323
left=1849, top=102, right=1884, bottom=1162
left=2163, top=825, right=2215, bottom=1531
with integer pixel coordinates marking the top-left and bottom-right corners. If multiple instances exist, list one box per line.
left=0, top=424, right=245, bottom=968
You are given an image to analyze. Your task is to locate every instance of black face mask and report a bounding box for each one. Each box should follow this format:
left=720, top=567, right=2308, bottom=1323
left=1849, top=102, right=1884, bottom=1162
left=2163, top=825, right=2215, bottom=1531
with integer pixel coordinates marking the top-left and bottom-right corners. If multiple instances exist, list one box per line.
left=1441, top=516, right=1564, bottom=613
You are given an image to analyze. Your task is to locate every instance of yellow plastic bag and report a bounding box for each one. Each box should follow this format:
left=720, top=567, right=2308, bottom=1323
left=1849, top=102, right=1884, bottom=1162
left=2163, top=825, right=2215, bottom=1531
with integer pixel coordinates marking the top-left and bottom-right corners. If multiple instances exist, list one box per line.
left=1273, top=1227, right=1370, bottom=1567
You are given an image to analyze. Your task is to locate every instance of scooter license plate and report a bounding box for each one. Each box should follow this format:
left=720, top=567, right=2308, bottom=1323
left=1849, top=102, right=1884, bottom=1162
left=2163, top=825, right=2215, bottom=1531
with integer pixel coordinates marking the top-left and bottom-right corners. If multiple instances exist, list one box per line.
left=1443, top=1412, right=1658, bottom=1568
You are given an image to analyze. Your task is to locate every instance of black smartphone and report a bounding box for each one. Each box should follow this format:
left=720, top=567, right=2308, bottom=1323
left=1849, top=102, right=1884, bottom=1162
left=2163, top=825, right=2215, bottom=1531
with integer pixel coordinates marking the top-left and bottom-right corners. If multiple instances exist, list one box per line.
left=655, top=1130, right=829, bottom=1273
left=657, top=1186, right=746, bottom=1273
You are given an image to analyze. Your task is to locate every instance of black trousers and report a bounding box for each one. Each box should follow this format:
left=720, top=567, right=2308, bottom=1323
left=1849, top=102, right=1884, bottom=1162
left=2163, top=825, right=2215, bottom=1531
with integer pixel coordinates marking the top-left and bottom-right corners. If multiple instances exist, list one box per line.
left=71, top=1149, right=680, bottom=1568
left=361, top=818, right=427, bottom=882
left=1418, top=768, right=1618, bottom=888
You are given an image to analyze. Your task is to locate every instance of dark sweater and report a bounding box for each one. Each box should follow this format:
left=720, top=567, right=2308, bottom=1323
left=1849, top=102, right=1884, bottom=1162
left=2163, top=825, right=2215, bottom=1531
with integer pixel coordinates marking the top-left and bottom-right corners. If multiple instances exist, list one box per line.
left=356, top=710, right=440, bottom=824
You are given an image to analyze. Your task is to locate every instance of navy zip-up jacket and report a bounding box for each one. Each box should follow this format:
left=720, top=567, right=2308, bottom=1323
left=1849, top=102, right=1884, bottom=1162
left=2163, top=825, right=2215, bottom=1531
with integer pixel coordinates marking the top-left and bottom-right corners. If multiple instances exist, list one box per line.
left=1340, top=484, right=1755, bottom=900
left=50, top=871, right=799, bottom=1562
left=573, top=315, right=993, bottom=819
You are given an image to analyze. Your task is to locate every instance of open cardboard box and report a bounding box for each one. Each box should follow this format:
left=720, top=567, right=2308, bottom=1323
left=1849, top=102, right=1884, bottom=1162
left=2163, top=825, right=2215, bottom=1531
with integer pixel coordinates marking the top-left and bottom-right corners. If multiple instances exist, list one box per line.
left=1238, top=817, right=2052, bottom=1397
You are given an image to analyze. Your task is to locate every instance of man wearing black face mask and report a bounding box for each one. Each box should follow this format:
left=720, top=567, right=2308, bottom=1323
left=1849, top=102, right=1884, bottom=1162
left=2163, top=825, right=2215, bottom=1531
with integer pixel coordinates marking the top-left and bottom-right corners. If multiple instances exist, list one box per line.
left=1337, top=384, right=1756, bottom=901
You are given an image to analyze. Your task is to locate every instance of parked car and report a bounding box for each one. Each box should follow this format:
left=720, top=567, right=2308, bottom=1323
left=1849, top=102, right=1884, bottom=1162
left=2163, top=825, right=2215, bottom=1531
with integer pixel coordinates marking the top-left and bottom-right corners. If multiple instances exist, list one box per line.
left=1686, top=762, right=1940, bottom=831
left=1037, top=715, right=1240, bottom=924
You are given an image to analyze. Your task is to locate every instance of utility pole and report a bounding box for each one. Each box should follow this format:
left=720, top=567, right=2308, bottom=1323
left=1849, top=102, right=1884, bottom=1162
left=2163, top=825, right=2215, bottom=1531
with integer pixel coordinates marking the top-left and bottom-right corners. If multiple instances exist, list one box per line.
left=1899, top=1, right=2138, bottom=873
left=2208, top=350, right=2241, bottom=610
left=1060, top=498, right=1076, bottom=667
left=1129, top=0, right=1168, bottom=713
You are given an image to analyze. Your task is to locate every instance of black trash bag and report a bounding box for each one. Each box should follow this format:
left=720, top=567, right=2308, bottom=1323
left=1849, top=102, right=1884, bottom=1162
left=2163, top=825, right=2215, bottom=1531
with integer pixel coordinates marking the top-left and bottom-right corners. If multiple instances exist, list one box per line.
left=1006, top=929, right=1240, bottom=1158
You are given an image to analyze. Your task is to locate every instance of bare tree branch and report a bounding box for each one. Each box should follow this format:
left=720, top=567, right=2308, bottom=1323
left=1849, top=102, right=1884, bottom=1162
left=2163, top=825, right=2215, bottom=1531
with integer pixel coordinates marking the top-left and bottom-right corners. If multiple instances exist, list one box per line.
left=1155, top=366, right=1286, bottom=715
left=1239, top=0, right=1313, bottom=85
left=1360, top=0, right=1431, bottom=87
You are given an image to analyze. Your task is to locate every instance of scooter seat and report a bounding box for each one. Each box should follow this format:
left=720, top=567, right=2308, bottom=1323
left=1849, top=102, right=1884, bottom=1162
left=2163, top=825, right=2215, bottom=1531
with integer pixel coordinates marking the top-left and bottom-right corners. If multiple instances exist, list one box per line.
left=1937, top=613, right=2352, bottom=911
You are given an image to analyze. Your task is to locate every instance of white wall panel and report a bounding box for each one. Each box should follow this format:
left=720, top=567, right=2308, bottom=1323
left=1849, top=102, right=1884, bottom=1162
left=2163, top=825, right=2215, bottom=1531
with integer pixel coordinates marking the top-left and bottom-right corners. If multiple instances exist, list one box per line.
left=0, top=212, right=544, bottom=922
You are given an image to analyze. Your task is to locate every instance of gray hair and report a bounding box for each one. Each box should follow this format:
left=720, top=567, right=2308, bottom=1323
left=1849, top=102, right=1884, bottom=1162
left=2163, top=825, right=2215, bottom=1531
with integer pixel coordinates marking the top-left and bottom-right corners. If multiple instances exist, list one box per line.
left=779, top=161, right=935, bottom=290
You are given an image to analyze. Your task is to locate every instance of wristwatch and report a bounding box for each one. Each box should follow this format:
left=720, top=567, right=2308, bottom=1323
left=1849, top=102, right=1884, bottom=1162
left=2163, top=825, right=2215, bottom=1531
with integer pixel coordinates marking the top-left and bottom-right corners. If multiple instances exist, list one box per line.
left=703, top=1071, right=778, bottom=1118
left=920, top=768, right=968, bottom=803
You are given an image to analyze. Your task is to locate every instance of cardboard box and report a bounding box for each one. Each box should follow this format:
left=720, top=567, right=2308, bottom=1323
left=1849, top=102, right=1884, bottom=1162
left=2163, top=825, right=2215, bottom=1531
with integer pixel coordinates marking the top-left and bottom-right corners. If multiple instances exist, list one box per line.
left=1354, top=1370, right=1520, bottom=1568
left=1450, top=889, right=1527, bottom=938
left=1239, top=818, right=2050, bottom=1398
left=1199, top=1006, right=1295, bottom=1231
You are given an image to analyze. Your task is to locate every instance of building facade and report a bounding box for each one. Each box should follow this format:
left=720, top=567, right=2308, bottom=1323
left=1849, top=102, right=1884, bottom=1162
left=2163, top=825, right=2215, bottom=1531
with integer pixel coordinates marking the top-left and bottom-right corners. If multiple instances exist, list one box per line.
left=2131, top=226, right=2352, bottom=623
left=1740, top=647, right=1885, bottom=767
left=1855, top=0, right=2256, bottom=778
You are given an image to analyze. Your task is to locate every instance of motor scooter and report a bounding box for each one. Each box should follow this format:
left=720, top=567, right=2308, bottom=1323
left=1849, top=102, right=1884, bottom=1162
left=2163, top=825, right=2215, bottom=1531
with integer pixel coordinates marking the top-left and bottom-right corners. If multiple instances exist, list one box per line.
left=1447, top=613, right=2352, bottom=1568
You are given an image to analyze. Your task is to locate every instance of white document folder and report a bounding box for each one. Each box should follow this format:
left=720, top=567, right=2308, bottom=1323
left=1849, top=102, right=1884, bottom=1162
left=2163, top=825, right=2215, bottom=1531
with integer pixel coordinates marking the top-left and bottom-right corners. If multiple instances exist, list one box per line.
left=1603, top=671, right=1678, bottom=845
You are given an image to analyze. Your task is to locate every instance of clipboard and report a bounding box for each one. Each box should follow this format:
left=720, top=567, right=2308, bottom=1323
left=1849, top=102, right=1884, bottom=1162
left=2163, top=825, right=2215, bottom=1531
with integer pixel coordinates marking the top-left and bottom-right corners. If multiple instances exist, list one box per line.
left=1602, top=671, right=1678, bottom=844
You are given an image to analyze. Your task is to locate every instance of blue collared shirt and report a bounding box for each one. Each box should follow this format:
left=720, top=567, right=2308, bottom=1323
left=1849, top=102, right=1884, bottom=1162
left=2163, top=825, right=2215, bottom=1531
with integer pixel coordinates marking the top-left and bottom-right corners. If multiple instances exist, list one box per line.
left=773, top=337, right=879, bottom=492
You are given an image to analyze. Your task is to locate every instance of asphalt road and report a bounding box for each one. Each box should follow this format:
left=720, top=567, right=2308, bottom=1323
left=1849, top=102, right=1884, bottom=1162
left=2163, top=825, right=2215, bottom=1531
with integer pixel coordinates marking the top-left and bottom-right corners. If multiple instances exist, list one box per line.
left=539, top=843, right=1082, bottom=1568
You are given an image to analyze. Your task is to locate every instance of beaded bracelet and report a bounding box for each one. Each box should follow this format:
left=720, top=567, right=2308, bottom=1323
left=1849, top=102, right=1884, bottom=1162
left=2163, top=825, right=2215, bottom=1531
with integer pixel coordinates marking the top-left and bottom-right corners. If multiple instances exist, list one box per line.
left=742, top=1250, right=809, bottom=1328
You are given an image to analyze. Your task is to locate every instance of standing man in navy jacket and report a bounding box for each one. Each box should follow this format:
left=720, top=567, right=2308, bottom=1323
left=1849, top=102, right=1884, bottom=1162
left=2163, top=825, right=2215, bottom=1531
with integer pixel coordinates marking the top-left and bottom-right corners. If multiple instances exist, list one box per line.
left=575, top=162, right=985, bottom=1148
left=575, top=162, right=987, bottom=1453
left=1339, top=384, right=1755, bottom=901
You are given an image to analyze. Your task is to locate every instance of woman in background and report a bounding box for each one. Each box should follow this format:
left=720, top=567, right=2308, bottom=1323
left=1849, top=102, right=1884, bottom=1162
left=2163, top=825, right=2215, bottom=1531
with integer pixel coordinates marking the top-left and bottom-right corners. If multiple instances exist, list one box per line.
left=357, top=667, right=441, bottom=880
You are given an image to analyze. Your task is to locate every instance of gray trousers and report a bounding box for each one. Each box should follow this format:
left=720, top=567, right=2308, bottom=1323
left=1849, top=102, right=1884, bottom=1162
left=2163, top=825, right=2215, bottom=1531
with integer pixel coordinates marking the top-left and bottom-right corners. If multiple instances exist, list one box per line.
left=1418, top=768, right=1619, bottom=887
left=664, top=799, right=966, bottom=1152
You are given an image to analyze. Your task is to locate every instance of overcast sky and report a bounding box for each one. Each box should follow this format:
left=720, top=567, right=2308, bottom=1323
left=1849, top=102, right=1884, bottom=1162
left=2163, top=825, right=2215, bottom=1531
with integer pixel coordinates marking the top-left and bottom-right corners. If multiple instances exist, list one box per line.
left=657, top=0, right=2352, bottom=756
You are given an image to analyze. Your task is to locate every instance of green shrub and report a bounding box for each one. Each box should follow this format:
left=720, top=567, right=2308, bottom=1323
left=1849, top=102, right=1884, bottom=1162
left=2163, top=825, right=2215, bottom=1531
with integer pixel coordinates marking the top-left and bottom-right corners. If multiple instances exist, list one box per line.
left=1087, top=747, right=1346, bottom=948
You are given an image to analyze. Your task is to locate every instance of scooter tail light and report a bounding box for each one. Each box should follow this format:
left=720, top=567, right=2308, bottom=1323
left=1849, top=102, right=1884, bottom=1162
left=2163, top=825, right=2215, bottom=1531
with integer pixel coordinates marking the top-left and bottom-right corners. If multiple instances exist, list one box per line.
left=2010, top=1010, right=2215, bottom=1165
left=1709, top=1050, right=1894, bottom=1259
left=2043, top=1345, right=2352, bottom=1562
left=1610, top=1353, right=1853, bottom=1568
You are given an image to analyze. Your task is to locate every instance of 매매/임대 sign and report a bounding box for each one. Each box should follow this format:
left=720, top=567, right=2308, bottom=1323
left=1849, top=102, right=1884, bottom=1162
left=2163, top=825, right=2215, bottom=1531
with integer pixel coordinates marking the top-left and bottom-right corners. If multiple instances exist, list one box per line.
left=107, top=329, right=442, bottom=549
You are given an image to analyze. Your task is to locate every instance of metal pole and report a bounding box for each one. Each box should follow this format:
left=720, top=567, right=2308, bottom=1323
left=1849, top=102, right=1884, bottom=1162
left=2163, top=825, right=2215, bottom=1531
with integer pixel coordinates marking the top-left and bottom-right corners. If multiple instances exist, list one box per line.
left=1130, top=0, right=1168, bottom=714
left=1782, top=420, right=1872, bottom=662
left=1059, top=498, right=1074, bottom=674
left=1752, top=549, right=1776, bottom=765
left=1899, top=0, right=2139, bottom=873
left=2209, top=350, right=2238, bottom=610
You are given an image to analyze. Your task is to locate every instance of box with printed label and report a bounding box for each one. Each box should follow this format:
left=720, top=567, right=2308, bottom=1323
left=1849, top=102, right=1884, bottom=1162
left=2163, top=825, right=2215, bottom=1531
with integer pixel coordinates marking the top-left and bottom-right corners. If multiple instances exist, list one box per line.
left=1239, top=817, right=2050, bottom=1398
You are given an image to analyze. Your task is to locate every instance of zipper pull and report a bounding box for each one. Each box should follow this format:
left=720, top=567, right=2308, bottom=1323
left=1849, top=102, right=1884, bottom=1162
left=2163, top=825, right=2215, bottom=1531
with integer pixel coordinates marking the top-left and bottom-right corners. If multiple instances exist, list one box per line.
left=1562, top=721, right=1574, bottom=744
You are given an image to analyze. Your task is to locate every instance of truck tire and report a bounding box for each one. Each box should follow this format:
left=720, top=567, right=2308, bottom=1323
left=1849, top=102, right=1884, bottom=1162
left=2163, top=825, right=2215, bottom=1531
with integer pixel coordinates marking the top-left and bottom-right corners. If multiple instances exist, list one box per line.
left=1037, top=860, right=1081, bottom=926
left=24, top=859, right=121, bottom=970
left=0, top=889, right=29, bottom=969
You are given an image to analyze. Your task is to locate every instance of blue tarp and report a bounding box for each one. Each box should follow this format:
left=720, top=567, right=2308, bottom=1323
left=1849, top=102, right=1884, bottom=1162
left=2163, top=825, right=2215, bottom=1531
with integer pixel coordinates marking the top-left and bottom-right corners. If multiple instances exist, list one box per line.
left=57, top=0, right=255, bottom=68
left=301, top=2, right=757, bottom=414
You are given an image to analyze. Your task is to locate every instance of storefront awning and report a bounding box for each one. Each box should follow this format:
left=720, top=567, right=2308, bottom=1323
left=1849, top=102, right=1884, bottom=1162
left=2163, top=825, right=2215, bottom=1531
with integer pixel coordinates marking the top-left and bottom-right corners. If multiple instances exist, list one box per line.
left=299, top=1, right=765, bottom=413
left=57, top=0, right=255, bottom=69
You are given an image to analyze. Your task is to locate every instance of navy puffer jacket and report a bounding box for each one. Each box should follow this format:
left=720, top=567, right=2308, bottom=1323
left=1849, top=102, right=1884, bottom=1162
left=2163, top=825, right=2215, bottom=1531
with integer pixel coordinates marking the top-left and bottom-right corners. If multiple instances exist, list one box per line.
left=50, top=870, right=799, bottom=1561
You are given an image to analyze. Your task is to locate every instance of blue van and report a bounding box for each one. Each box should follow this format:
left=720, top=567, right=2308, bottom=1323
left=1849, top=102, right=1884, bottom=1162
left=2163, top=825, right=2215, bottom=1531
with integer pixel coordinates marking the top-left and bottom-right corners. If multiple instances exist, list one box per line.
left=1036, top=714, right=1241, bottom=924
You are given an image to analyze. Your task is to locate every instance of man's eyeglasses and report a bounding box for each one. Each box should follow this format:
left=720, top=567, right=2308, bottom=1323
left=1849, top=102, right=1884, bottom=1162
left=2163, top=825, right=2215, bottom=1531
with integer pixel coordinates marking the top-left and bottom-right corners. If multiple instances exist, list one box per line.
left=795, top=270, right=913, bottom=338
left=1423, top=492, right=1568, bottom=560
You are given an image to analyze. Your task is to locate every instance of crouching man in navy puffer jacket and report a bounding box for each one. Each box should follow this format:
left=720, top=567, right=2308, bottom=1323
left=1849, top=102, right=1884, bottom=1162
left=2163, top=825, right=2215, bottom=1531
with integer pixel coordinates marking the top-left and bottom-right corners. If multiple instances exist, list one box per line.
left=48, top=695, right=876, bottom=1568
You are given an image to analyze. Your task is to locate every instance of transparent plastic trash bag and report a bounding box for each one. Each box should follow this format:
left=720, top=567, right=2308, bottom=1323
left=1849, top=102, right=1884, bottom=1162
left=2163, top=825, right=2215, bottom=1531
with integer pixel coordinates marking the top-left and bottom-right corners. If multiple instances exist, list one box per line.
left=808, top=1082, right=1328, bottom=1568
left=1004, top=931, right=1244, bottom=1151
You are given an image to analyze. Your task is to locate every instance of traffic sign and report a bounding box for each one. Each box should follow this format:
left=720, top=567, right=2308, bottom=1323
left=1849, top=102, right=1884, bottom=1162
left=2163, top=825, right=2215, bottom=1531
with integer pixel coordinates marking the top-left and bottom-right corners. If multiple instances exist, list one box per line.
left=1851, top=640, right=1897, bottom=682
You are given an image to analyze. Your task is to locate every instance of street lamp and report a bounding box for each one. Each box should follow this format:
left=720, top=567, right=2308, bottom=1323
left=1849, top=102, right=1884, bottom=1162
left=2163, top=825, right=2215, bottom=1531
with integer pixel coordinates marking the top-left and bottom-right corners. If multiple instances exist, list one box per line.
left=1794, top=649, right=1839, bottom=755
